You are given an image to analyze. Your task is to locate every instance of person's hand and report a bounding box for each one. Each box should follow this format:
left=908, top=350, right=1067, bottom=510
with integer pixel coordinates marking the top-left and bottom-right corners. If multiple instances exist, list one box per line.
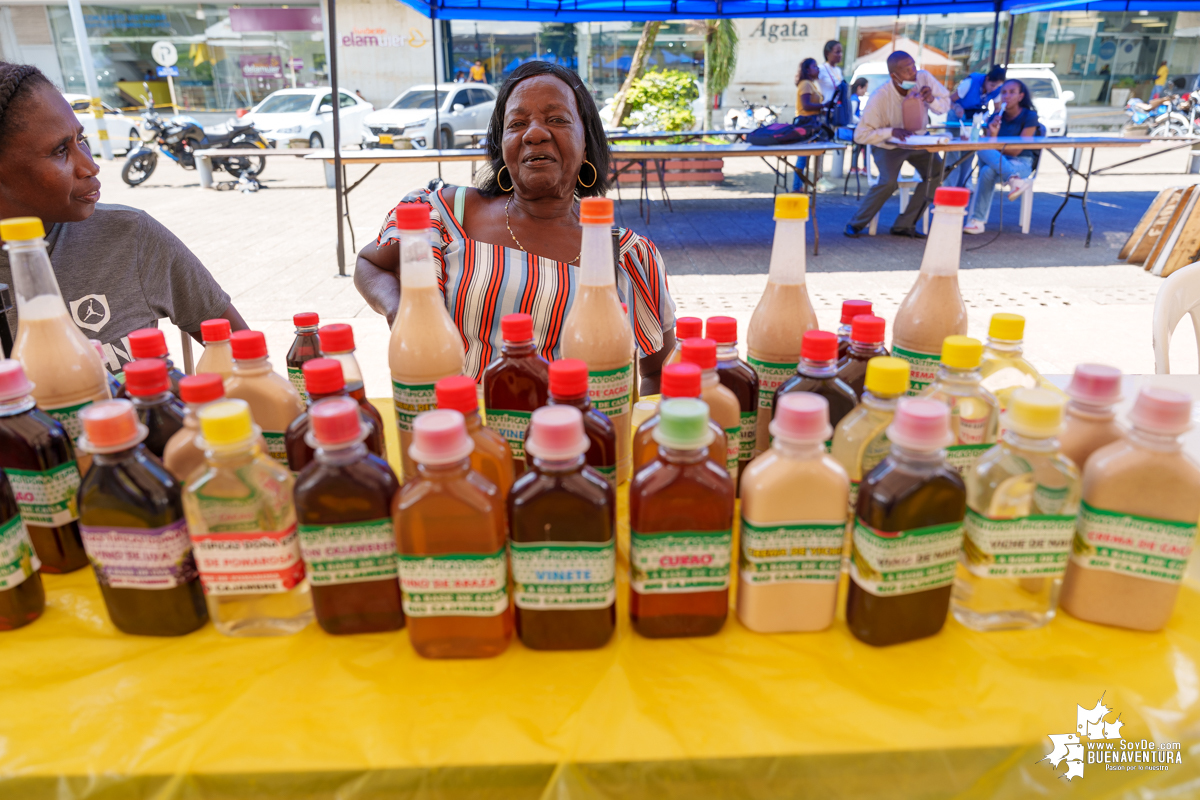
left=918, top=86, right=934, bottom=104
left=986, top=116, right=1001, bottom=137
left=891, top=128, right=912, bottom=141
left=952, top=102, right=965, bottom=118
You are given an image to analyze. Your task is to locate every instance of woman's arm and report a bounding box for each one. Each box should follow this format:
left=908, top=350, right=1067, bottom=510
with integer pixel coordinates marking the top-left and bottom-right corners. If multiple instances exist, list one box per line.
left=354, top=240, right=402, bottom=327
left=800, top=92, right=824, bottom=115
left=638, top=327, right=674, bottom=396
left=185, top=303, right=247, bottom=343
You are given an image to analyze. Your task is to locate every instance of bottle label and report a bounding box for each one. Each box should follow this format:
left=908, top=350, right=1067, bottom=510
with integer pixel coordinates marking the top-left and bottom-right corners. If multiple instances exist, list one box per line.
left=297, top=518, right=398, bottom=586
left=962, top=508, right=1075, bottom=578
left=738, top=411, right=757, bottom=461
left=397, top=546, right=509, bottom=617
left=724, top=426, right=740, bottom=476
left=862, top=430, right=891, bottom=477
left=747, top=358, right=797, bottom=413
left=190, top=524, right=306, bottom=595
left=891, top=346, right=941, bottom=395
left=0, top=515, right=39, bottom=591
left=630, top=529, right=733, bottom=594
left=954, top=409, right=989, bottom=444
left=849, top=519, right=963, bottom=596
left=946, top=444, right=992, bottom=474
left=1070, top=500, right=1197, bottom=584
left=484, top=409, right=532, bottom=460
left=392, top=380, right=438, bottom=433
left=593, top=463, right=617, bottom=487
left=587, top=364, right=633, bottom=417
left=509, top=540, right=616, bottom=610
left=80, top=519, right=198, bottom=589
left=4, top=462, right=81, bottom=526
left=849, top=480, right=860, bottom=514
left=261, top=431, right=289, bottom=465
left=740, top=518, right=843, bottom=584
left=42, top=400, right=92, bottom=442
left=286, top=366, right=308, bottom=403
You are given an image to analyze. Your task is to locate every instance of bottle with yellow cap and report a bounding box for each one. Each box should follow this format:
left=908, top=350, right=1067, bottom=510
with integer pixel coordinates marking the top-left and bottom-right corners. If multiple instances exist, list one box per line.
left=953, top=388, right=1080, bottom=631
left=747, top=194, right=819, bottom=457
left=182, top=398, right=313, bottom=636
left=919, top=336, right=1000, bottom=474
left=978, top=313, right=1058, bottom=411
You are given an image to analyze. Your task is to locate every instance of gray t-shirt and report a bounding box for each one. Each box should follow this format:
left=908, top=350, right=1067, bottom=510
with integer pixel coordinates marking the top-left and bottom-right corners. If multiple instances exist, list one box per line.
left=0, top=204, right=230, bottom=373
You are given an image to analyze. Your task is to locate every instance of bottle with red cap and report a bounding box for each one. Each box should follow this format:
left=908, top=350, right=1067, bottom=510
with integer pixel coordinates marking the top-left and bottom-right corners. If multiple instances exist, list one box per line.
left=76, top=399, right=208, bottom=636
left=316, top=324, right=367, bottom=401
left=286, top=312, right=322, bottom=403
left=196, top=319, right=234, bottom=380
left=163, top=373, right=266, bottom=483
left=836, top=316, right=889, bottom=399
left=435, top=375, right=513, bottom=496
left=285, top=359, right=385, bottom=474
left=633, top=363, right=726, bottom=473
left=666, top=317, right=702, bottom=366
left=773, top=330, right=857, bottom=441
left=835, top=300, right=873, bottom=360
left=680, top=338, right=741, bottom=481
left=396, top=409, right=512, bottom=658
left=846, top=398, right=966, bottom=646
left=1058, top=364, right=1124, bottom=469
left=546, top=359, right=617, bottom=485
left=0, top=465, right=44, bottom=630
left=294, top=396, right=404, bottom=635
left=387, top=201, right=466, bottom=485
left=482, top=313, right=549, bottom=478
left=0, top=359, right=88, bottom=574
left=892, top=187, right=970, bottom=395
left=122, top=329, right=186, bottom=397
left=224, top=330, right=305, bottom=466
left=706, top=317, right=759, bottom=482
left=123, top=359, right=186, bottom=458
left=507, top=405, right=616, bottom=650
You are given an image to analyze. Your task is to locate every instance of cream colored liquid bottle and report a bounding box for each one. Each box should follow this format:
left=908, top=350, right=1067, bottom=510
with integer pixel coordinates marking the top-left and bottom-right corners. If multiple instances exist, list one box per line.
left=560, top=198, right=635, bottom=485
left=388, top=202, right=465, bottom=483
left=681, top=338, right=741, bottom=482
left=892, top=187, right=970, bottom=395
left=224, top=331, right=305, bottom=467
left=1059, top=364, right=1124, bottom=470
left=164, top=373, right=269, bottom=483
left=196, top=319, right=235, bottom=379
left=666, top=318, right=702, bottom=366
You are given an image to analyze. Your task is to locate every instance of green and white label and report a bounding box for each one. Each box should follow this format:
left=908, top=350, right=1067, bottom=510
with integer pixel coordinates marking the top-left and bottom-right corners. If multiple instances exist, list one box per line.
left=724, top=426, right=740, bottom=476
left=286, top=366, right=308, bottom=403
left=963, top=508, right=1076, bottom=578
left=740, top=518, right=844, bottom=584
left=892, top=346, right=941, bottom=395
left=849, top=519, right=963, bottom=596
left=4, top=462, right=81, bottom=526
left=748, top=358, right=797, bottom=413
left=261, top=431, right=289, bottom=464
left=397, top=546, right=508, bottom=616
left=509, top=539, right=615, bottom=609
left=588, top=364, right=633, bottom=416
left=1071, top=501, right=1197, bottom=584
left=946, top=444, right=992, bottom=473
left=485, top=409, right=531, bottom=460
left=0, top=515, right=39, bottom=591
left=593, top=463, right=617, bottom=487
left=298, top=518, right=398, bottom=586
left=392, top=380, right=438, bottom=433
left=739, top=410, right=757, bottom=461
left=849, top=480, right=861, bottom=515
left=630, top=529, right=732, bottom=594
left=43, top=400, right=92, bottom=442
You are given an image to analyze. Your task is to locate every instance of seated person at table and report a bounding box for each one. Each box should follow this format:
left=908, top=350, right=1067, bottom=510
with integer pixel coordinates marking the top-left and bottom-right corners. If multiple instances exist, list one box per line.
left=0, top=62, right=246, bottom=372
left=844, top=52, right=950, bottom=239
left=791, top=57, right=825, bottom=191
left=946, top=65, right=1006, bottom=187
left=355, top=62, right=677, bottom=392
left=963, top=79, right=1040, bottom=236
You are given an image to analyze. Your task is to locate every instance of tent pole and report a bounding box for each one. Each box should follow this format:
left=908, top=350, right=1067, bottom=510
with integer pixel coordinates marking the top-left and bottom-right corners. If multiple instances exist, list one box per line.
left=329, top=0, right=347, bottom=278
left=989, top=5, right=999, bottom=65
left=432, top=5, right=443, bottom=181
left=1003, top=12, right=1014, bottom=66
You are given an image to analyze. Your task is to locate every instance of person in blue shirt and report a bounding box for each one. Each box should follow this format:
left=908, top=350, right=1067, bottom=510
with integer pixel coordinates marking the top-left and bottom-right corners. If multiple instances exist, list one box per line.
left=964, top=79, right=1040, bottom=235
left=946, top=65, right=1006, bottom=188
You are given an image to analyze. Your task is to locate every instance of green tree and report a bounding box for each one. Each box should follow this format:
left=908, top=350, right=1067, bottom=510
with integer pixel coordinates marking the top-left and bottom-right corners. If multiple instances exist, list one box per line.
left=701, top=20, right=738, bottom=129
left=609, top=21, right=663, bottom=128
left=624, top=69, right=699, bottom=132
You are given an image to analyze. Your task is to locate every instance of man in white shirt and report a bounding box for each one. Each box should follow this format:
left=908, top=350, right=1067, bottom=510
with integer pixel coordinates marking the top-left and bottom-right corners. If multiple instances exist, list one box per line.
left=845, top=51, right=951, bottom=239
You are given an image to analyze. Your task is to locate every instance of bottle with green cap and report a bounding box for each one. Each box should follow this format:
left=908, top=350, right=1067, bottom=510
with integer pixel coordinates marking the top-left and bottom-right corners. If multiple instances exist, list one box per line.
left=919, top=335, right=1000, bottom=474
left=954, top=387, right=1080, bottom=631
left=978, top=313, right=1057, bottom=411
left=629, top=397, right=735, bottom=638
left=182, top=398, right=313, bottom=636
left=747, top=194, right=819, bottom=458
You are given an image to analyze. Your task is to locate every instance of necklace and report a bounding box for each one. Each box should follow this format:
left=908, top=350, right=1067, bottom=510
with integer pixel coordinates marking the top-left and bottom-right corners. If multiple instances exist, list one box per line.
left=505, top=195, right=581, bottom=265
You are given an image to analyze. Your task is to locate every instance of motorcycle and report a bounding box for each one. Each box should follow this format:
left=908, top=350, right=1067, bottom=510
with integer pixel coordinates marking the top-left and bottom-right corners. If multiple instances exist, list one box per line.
left=1124, top=79, right=1193, bottom=138
left=724, top=88, right=779, bottom=133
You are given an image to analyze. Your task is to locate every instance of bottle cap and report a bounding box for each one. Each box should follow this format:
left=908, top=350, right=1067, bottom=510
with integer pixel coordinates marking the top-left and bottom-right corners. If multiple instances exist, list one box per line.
left=579, top=197, right=613, bottom=225
left=1003, top=388, right=1065, bottom=438
left=128, top=328, right=168, bottom=359
left=123, top=359, right=170, bottom=397
left=887, top=398, right=954, bottom=451
left=409, top=409, right=474, bottom=465
left=1128, top=386, right=1192, bottom=436
left=940, top=335, right=983, bottom=369
left=621, top=302, right=628, bottom=315
left=230, top=330, right=268, bottom=360
left=840, top=299, right=873, bottom=325
left=653, top=397, right=714, bottom=450
left=675, top=317, right=702, bottom=340
left=78, top=399, right=148, bottom=453
left=317, top=323, right=355, bottom=354
left=180, top=374, right=224, bottom=405
left=1066, top=364, right=1122, bottom=406
left=310, top=396, right=364, bottom=447
left=500, top=313, right=534, bottom=342
left=935, top=187, right=971, bottom=207
left=864, top=357, right=910, bottom=397
left=525, top=405, right=589, bottom=461
left=770, top=392, right=831, bottom=443
left=850, top=315, right=885, bottom=344
left=705, top=316, right=737, bottom=345
left=681, top=337, right=717, bottom=370
left=201, top=319, right=231, bottom=343
left=549, top=359, right=588, bottom=399
left=435, top=375, right=478, bottom=415
left=774, top=193, right=809, bottom=220
left=198, top=399, right=256, bottom=449
left=801, top=330, right=838, bottom=362
left=303, top=358, right=346, bottom=396
left=293, top=312, right=319, bottom=329
left=660, top=363, right=701, bottom=399
left=0, top=217, right=45, bottom=241
left=988, top=313, right=1025, bottom=342
left=0, top=359, right=34, bottom=401
left=393, top=202, right=431, bottom=230
left=92, top=340, right=107, bottom=367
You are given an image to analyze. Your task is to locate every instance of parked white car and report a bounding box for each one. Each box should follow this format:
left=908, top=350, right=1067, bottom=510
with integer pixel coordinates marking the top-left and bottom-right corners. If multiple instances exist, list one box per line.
left=1004, top=64, right=1073, bottom=136
left=241, top=88, right=374, bottom=148
left=65, top=94, right=141, bottom=154
left=364, top=84, right=497, bottom=149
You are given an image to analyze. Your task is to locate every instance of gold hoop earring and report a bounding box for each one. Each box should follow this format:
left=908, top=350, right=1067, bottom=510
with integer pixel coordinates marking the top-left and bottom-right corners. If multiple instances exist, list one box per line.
left=577, top=160, right=597, bottom=189
left=496, top=165, right=514, bottom=192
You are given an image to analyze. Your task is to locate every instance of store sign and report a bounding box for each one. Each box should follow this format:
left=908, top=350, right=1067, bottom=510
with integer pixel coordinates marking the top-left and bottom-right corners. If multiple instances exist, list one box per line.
left=230, top=8, right=323, bottom=32
left=290, top=58, right=305, bottom=70
left=240, top=54, right=283, bottom=79
left=749, top=20, right=810, bottom=43
left=341, top=27, right=428, bottom=48
left=83, top=12, right=168, bottom=31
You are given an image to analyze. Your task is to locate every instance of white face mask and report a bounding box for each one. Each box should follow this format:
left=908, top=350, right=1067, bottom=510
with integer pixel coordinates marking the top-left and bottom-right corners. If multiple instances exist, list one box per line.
left=899, top=80, right=917, bottom=91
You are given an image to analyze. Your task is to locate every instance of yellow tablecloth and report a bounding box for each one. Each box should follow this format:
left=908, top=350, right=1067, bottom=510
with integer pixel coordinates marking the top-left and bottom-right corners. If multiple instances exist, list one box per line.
left=3, top=401, right=1200, bottom=798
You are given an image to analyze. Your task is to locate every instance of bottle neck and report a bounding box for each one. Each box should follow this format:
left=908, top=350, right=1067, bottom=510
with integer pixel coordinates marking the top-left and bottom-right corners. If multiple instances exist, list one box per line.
left=0, top=395, right=36, bottom=417
left=715, top=343, right=738, bottom=361
left=862, top=390, right=901, bottom=411
left=700, top=368, right=720, bottom=388
left=93, top=444, right=143, bottom=466
left=773, top=438, right=824, bottom=459
left=849, top=340, right=885, bottom=357
left=1129, top=427, right=1183, bottom=453
left=799, top=357, right=838, bottom=378
left=1066, top=400, right=1116, bottom=422
left=918, top=207, right=965, bottom=277
left=985, top=337, right=1023, bottom=356
left=206, top=441, right=260, bottom=466
left=531, top=454, right=586, bottom=473
left=309, top=388, right=349, bottom=402
left=295, top=326, right=318, bottom=336
left=890, top=443, right=945, bottom=468
left=398, top=227, right=437, bottom=289
left=659, top=444, right=708, bottom=464
left=935, top=364, right=982, bottom=385
left=550, top=392, right=591, bottom=411
left=461, top=409, right=483, bottom=430
left=416, top=458, right=472, bottom=478
left=767, top=219, right=807, bottom=284
left=232, top=356, right=272, bottom=376
left=130, top=391, right=175, bottom=409
left=6, top=237, right=67, bottom=309
left=1001, top=429, right=1059, bottom=453
left=501, top=339, right=537, bottom=357
left=578, top=222, right=614, bottom=287
left=315, top=441, right=369, bottom=466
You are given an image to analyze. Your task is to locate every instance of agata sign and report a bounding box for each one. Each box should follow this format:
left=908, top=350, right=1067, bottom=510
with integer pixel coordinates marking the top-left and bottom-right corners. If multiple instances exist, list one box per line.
left=749, top=20, right=810, bottom=43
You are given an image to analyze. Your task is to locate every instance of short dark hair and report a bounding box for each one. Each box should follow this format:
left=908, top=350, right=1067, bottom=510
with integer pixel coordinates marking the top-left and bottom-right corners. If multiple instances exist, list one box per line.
left=985, top=65, right=1007, bottom=84
left=1002, top=79, right=1036, bottom=111
left=0, top=61, right=52, bottom=153
left=851, top=77, right=869, bottom=91
left=796, top=57, right=818, bottom=86
left=823, top=40, right=842, bottom=60
left=477, top=61, right=610, bottom=198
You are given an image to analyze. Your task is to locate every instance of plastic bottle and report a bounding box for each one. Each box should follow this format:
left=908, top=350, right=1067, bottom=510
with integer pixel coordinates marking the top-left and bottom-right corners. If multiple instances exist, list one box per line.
left=183, top=399, right=312, bottom=636
left=196, top=319, right=235, bottom=380
left=1059, top=364, right=1124, bottom=470
left=560, top=197, right=636, bottom=485
left=667, top=317, right=702, bottom=366
left=681, top=338, right=741, bottom=481
left=395, top=409, right=512, bottom=658
left=747, top=194, right=819, bottom=455
left=387, top=202, right=465, bottom=484
left=224, top=330, right=306, bottom=467
left=891, top=187, right=970, bottom=395
left=629, top=397, right=735, bottom=638
left=0, top=467, right=44, bottom=631
left=707, top=316, right=759, bottom=483
left=123, top=329, right=186, bottom=397
left=547, top=359, right=617, bottom=486
left=482, top=313, right=549, bottom=478
left=163, top=374, right=270, bottom=484
left=76, top=400, right=208, bottom=636
left=285, top=359, right=385, bottom=474
left=978, top=313, right=1057, bottom=411
left=286, top=312, right=321, bottom=403
left=836, top=315, right=890, bottom=397
left=774, top=330, right=857, bottom=444
left=316, top=323, right=371, bottom=403
left=919, top=336, right=1000, bottom=474
left=0, top=359, right=87, bottom=573
left=1060, top=387, right=1200, bottom=631
left=92, top=340, right=122, bottom=398
left=836, top=299, right=873, bottom=360
left=294, top=396, right=404, bottom=635
left=632, top=363, right=726, bottom=473
left=508, top=405, right=616, bottom=650
left=955, top=389, right=1080, bottom=631
left=123, top=359, right=186, bottom=459
left=436, top=375, right=514, bottom=497
left=846, top=398, right=966, bottom=646
left=738, top=393, right=848, bottom=633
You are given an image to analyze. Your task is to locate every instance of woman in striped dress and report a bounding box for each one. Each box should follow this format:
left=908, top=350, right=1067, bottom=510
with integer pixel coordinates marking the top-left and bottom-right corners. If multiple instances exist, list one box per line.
left=354, top=62, right=677, bottom=392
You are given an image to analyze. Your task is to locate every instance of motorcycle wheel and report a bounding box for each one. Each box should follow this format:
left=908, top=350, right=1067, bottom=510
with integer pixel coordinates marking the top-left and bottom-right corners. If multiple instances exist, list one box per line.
left=220, top=133, right=267, bottom=177
left=121, top=151, right=157, bottom=186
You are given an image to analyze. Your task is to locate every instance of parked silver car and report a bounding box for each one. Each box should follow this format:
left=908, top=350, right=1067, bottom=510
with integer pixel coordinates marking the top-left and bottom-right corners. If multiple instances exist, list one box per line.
left=363, top=84, right=496, bottom=149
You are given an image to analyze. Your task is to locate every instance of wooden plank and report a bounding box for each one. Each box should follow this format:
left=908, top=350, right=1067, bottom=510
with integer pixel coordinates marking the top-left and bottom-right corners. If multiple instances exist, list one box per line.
left=1130, top=188, right=1184, bottom=265
left=1161, top=195, right=1200, bottom=277
left=1152, top=187, right=1199, bottom=275
left=1120, top=187, right=1177, bottom=260
left=1146, top=185, right=1195, bottom=274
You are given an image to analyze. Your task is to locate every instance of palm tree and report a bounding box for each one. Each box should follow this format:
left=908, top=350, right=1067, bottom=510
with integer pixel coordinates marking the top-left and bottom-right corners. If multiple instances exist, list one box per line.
left=701, top=20, right=738, bottom=130
left=609, top=21, right=663, bottom=127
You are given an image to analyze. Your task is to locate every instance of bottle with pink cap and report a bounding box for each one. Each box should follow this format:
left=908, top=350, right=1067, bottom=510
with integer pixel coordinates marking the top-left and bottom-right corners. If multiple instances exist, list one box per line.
left=846, top=397, right=966, bottom=646
left=395, top=409, right=511, bottom=658
left=1059, top=364, right=1125, bottom=470
left=738, top=392, right=849, bottom=633
left=1060, top=386, right=1200, bottom=631
left=507, top=404, right=616, bottom=650
left=195, top=319, right=234, bottom=380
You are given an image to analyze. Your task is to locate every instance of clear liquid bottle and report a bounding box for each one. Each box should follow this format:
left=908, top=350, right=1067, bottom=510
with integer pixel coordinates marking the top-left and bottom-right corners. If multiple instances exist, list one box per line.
left=747, top=194, right=819, bottom=456
left=707, top=316, right=759, bottom=484
left=954, top=388, right=1080, bottom=631
left=919, top=336, right=1000, bottom=475
left=183, top=399, right=312, bottom=636
left=666, top=318, right=702, bottom=366
left=547, top=360, right=617, bottom=486
left=482, top=313, right=549, bottom=478
left=123, top=359, right=186, bottom=459
left=225, top=331, right=306, bottom=467
left=836, top=299, right=873, bottom=360
left=775, top=330, right=858, bottom=443
left=286, top=312, right=321, bottom=403
left=285, top=359, right=385, bottom=474
left=681, top=338, right=741, bottom=481
left=978, top=314, right=1059, bottom=411
left=196, top=319, right=235, bottom=380
left=836, top=314, right=889, bottom=397
left=633, top=363, right=726, bottom=474
left=0, top=466, right=44, bottom=631
left=436, top=375, right=514, bottom=497
left=120, top=329, right=186, bottom=398
left=1059, top=364, right=1124, bottom=470
left=164, top=373, right=265, bottom=484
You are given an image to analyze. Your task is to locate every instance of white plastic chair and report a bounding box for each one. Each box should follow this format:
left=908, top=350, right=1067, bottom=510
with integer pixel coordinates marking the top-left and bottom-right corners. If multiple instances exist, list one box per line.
left=964, top=152, right=1041, bottom=235
left=1152, top=261, right=1200, bottom=374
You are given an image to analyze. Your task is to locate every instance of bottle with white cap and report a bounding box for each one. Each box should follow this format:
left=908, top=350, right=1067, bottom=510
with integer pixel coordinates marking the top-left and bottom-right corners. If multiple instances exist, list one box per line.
left=1058, top=364, right=1124, bottom=470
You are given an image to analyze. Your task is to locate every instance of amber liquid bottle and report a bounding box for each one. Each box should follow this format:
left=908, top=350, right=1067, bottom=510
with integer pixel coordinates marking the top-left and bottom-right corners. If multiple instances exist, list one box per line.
left=775, top=330, right=858, bottom=441
left=286, top=312, right=322, bottom=403
left=836, top=299, right=873, bottom=360
left=286, top=359, right=385, bottom=473
left=707, top=316, right=759, bottom=485
left=294, top=396, right=404, bottom=635
left=0, top=467, right=45, bottom=631
left=483, top=313, right=550, bottom=479
left=837, top=315, right=890, bottom=398
left=124, top=359, right=186, bottom=459
left=119, top=329, right=187, bottom=398
left=545, top=359, right=617, bottom=486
